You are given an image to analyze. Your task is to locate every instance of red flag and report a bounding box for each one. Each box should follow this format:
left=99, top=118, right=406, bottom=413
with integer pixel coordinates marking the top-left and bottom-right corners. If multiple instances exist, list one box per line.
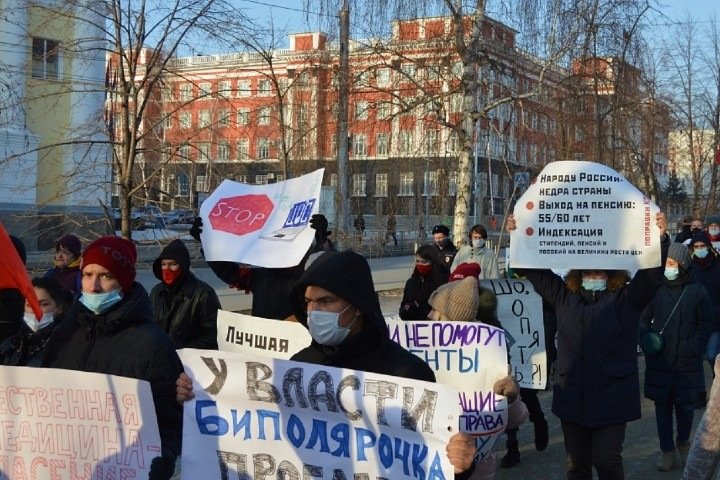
left=0, top=222, right=42, bottom=320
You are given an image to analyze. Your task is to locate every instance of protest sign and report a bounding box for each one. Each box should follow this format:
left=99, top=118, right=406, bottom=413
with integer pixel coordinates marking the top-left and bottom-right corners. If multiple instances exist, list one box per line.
left=387, top=320, right=508, bottom=459
left=178, top=348, right=458, bottom=480
left=509, top=161, right=661, bottom=270
left=200, top=169, right=324, bottom=268
left=480, top=279, right=547, bottom=389
left=217, top=310, right=311, bottom=358
left=0, top=366, right=160, bottom=479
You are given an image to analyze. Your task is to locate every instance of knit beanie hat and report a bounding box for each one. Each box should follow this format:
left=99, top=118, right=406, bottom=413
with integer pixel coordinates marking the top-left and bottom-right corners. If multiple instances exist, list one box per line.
left=153, top=239, right=191, bottom=280
left=56, top=234, right=82, bottom=257
left=82, top=236, right=137, bottom=293
left=449, top=262, right=481, bottom=282
left=691, top=230, right=712, bottom=248
left=428, top=276, right=480, bottom=322
left=667, top=242, right=691, bottom=271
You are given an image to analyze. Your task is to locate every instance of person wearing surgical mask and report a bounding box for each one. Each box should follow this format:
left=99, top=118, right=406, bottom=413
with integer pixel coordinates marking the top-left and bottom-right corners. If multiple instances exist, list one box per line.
left=449, top=224, right=500, bottom=279
left=640, top=242, right=711, bottom=471
left=0, top=277, right=71, bottom=367
left=42, top=236, right=183, bottom=480
left=689, top=230, right=720, bottom=409
left=707, top=222, right=720, bottom=251
left=506, top=212, right=670, bottom=479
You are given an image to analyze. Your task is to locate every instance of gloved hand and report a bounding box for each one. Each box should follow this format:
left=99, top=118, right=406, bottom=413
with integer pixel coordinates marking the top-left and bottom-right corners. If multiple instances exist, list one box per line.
left=149, top=450, right=177, bottom=480
left=309, top=214, right=331, bottom=243
left=189, top=216, right=203, bottom=241
left=493, top=375, right=519, bottom=403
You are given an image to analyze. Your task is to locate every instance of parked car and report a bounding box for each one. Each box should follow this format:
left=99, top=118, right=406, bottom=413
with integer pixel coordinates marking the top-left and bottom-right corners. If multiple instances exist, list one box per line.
left=163, top=209, right=195, bottom=225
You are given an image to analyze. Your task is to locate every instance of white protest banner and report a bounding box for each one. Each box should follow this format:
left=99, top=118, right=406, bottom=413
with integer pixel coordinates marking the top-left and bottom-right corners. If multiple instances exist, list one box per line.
left=178, top=348, right=458, bottom=480
left=217, top=310, right=311, bottom=358
left=509, top=160, right=660, bottom=270
left=480, top=279, right=547, bottom=390
left=387, top=320, right=508, bottom=460
left=200, top=168, right=324, bottom=268
left=0, top=366, right=160, bottom=479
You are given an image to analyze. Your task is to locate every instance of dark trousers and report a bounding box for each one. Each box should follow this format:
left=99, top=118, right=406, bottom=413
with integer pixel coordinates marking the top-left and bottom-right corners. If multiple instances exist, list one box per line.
left=654, top=400, right=694, bottom=452
left=562, top=420, right=626, bottom=480
left=521, top=388, right=544, bottom=423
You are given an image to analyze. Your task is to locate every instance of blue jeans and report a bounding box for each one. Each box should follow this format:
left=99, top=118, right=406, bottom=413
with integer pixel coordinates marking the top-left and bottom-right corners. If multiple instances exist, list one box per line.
left=654, top=401, right=694, bottom=452
left=705, top=331, right=720, bottom=364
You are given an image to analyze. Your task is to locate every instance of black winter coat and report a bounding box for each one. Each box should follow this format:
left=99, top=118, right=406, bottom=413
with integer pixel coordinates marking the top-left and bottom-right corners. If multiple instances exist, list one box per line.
left=42, top=284, right=183, bottom=473
left=0, top=321, right=59, bottom=366
left=399, top=273, right=447, bottom=320
left=640, top=275, right=712, bottom=404
left=523, top=262, right=664, bottom=428
left=691, top=255, right=720, bottom=331
left=150, top=272, right=220, bottom=349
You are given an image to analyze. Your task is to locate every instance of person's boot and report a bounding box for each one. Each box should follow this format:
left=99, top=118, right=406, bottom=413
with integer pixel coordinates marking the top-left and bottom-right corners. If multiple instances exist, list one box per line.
left=678, top=442, right=690, bottom=467
left=501, top=429, right=521, bottom=468
left=534, top=417, right=549, bottom=451
left=656, top=450, right=676, bottom=472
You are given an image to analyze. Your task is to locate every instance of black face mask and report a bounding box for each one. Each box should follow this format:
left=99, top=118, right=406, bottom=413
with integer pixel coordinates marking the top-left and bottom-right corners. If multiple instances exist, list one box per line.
left=692, top=227, right=702, bottom=232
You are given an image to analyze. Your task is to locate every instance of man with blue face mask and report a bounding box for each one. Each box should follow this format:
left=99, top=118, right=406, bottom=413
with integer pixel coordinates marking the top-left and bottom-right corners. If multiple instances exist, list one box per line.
left=506, top=212, right=670, bottom=480
left=43, top=236, right=183, bottom=480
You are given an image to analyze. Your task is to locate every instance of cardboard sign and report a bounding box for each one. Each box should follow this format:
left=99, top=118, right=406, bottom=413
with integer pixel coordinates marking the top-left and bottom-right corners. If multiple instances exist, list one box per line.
left=200, top=169, right=324, bottom=268
left=178, top=349, right=458, bottom=479
left=0, top=366, right=160, bottom=479
left=510, top=161, right=661, bottom=269
left=387, top=320, right=508, bottom=460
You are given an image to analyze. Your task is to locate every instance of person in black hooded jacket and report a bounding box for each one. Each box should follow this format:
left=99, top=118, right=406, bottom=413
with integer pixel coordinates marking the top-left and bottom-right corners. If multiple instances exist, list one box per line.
left=150, top=239, right=220, bottom=349
left=43, top=236, right=183, bottom=480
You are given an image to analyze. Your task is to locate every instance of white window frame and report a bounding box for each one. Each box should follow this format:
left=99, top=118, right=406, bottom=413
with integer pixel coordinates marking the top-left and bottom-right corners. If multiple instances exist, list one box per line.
left=179, top=84, right=192, bottom=101
left=399, top=172, right=414, bottom=196
left=218, top=80, right=231, bottom=98
left=376, top=133, right=389, bottom=157
left=217, top=141, right=229, bottom=160
left=199, top=82, right=212, bottom=97
left=258, top=79, right=272, bottom=96
left=257, top=138, right=270, bottom=159
left=32, top=37, right=60, bottom=80
left=352, top=173, right=367, bottom=197
left=218, top=109, right=230, bottom=127
left=258, top=107, right=271, bottom=125
left=236, top=138, right=249, bottom=161
left=198, top=110, right=211, bottom=128
left=375, top=173, right=388, bottom=197
left=353, top=134, right=367, bottom=157
left=237, top=108, right=249, bottom=126
left=179, top=112, right=191, bottom=129
left=237, top=79, right=251, bottom=97
left=355, top=101, right=368, bottom=120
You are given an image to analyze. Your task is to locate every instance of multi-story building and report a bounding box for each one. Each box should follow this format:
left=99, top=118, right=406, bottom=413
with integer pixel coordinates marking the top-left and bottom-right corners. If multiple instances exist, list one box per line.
left=121, top=14, right=669, bottom=231
left=0, top=0, right=109, bottom=247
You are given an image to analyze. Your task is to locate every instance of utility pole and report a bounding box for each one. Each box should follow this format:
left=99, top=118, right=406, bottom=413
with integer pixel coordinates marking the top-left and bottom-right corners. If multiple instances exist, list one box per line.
left=336, top=0, right=350, bottom=236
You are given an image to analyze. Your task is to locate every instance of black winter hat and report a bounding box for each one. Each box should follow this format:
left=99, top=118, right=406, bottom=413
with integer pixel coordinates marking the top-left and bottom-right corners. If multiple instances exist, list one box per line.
left=292, top=250, right=388, bottom=337
left=432, top=224, right=450, bottom=236
left=153, top=239, right=191, bottom=280
left=691, top=230, right=713, bottom=248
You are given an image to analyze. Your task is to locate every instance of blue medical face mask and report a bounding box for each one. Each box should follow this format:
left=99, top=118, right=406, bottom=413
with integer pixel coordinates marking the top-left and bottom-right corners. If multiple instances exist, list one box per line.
left=582, top=278, right=607, bottom=292
left=471, top=239, right=485, bottom=249
left=79, top=289, right=123, bottom=314
left=664, top=267, right=679, bottom=281
left=308, top=304, right=356, bottom=346
left=694, top=247, right=709, bottom=259
left=23, top=311, right=55, bottom=332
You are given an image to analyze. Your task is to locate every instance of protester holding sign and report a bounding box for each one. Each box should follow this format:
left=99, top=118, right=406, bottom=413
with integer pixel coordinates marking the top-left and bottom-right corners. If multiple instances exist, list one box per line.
left=450, top=224, right=500, bottom=279
left=43, top=236, right=183, bottom=480
left=506, top=209, right=669, bottom=480
left=639, top=242, right=712, bottom=471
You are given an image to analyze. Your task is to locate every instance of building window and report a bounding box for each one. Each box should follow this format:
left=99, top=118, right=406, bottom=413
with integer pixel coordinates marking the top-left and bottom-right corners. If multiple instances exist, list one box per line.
left=199, top=110, right=211, bottom=128
left=32, top=38, right=60, bottom=80
left=399, top=130, right=414, bottom=154
left=256, top=174, right=269, bottom=185
left=258, top=107, right=271, bottom=125
left=161, top=87, right=173, bottom=101
left=237, top=108, right=249, bottom=125
left=198, top=143, right=210, bottom=162
left=353, top=134, right=367, bottom=157
left=448, top=171, right=457, bottom=196
left=258, top=79, right=272, bottom=96
left=179, top=112, right=191, bottom=129
left=375, top=173, right=388, bottom=197
left=218, top=109, right=230, bottom=127
left=377, top=102, right=390, bottom=120
left=424, top=170, right=438, bottom=196
left=218, top=81, right=231, bottom=98
left=355, top=101, right=368, bottom=120
left=178, top=174, right=189, bottom=196
left=399, top=172, right=414, bottom=196
left=400, top=63, right=416, bottom=80
left=199, top=82, right=212, bottom=97
left=237, top=80, right=250, bottom=97
left=218, top=141, right=229, bottom=160
left=424, top=129, right=439, bottom=154
left=236, top=138, right=249, bottom=160
left=163, top=114, right=173, bottom=129
left=377, top=68, right=390, bottom=87
left=196, top=175, right=209, bottom=193
left=352, top=173, right=367, bottom=197
left=179, top=84, right=192, bottom=101
left=376, top=133, right=389, bottom=157
left=257, top=138, right=270, bottom=159
left=447, top=131, right=459, bottom=152
left=179, top=144, right=191, bottom=161
left=330, top=173, right=338, bottom=188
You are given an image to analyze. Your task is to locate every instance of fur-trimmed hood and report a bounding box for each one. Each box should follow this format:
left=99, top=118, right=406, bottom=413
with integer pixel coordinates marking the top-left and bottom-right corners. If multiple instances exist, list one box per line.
left=564, top=270, right=630, bottom=293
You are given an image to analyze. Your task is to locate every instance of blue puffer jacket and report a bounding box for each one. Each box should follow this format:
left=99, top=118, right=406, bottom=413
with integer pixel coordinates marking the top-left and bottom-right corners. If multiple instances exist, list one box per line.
left=520, top=242, right=666, bottom=427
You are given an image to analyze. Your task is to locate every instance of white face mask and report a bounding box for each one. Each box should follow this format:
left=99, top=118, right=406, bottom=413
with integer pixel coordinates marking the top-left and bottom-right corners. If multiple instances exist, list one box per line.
left=23, top=311, right=55, bottom=332
left=308, top=304, right=356, bottom=346
left=471, top=239, right=485, bottom=249
left=582, top=278, right=607, bottom=292
left=709, top=228, right=720, bottom=236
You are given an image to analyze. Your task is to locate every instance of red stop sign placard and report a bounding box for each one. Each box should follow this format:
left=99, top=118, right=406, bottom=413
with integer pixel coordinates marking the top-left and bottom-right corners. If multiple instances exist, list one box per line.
left=208, top=194, right=274, bottom=236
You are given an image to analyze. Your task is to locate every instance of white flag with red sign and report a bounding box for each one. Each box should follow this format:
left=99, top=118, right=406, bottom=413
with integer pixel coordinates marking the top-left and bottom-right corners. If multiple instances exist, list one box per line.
left=199, top=169, right=324, bottom=267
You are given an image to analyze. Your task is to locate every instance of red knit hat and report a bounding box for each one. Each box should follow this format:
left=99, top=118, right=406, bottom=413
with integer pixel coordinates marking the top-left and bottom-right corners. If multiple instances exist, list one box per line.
left=449, top=262, right=481, bottom=282
left=82, top=236, right=137, bottom=293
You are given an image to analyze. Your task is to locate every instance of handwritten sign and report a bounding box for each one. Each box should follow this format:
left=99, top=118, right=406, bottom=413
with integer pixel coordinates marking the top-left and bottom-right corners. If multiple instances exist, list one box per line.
left=0, top=366, right=160, bottom=479
left=200, top=169, right=324, bottom=268
left=510, top=161, right=660, bottom=269
left=217, top=310, right=311, bottom=358
left=480, top=279, right=547, bottom=389
left=178, top=348, right=458, bottom=479
left=387, top=320, right=508, bottom=460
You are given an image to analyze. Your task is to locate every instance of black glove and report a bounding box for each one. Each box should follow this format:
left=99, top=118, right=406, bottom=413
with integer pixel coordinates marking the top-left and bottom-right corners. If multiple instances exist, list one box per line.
left=149, top=451, right=176, bottom=480
left=189, top=216, right=203, bottom=241
left=309, top=214, right=331, bottom=243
